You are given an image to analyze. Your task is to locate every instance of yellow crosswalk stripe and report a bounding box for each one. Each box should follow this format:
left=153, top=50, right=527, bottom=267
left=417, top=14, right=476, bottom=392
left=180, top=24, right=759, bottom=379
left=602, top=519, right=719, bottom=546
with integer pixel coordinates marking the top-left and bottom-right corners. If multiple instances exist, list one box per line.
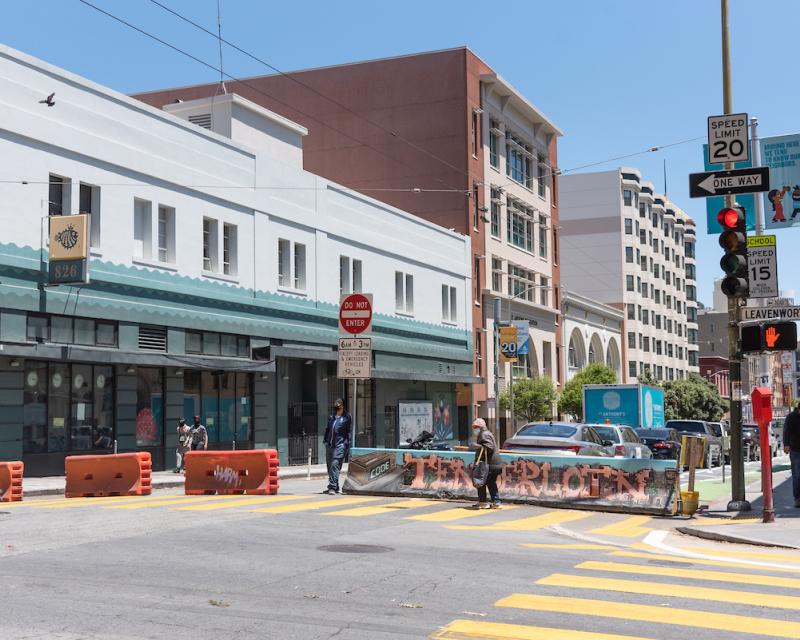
left=325, top=498, right=441, bottom=517
left=174, top=495, right=314, bottom=511
left=250, top=496, right=379, bottom=513
left=587, top=515, right=652, bottom=538
left=677, top=545, right=800, bottom=563
left=105, top=495, right=229, bottom=510
left=521, top=544, right=618, bottom=551
left=537, top=573, right=800, bottom=611
left=576, top=560, right=800, bottom=589
left=28, top=494, right=191, bottom=509
left=613, top=550, right=800, bottom=574
left=431, top=619, right=654, bottom=640
left=445, top=509, right=588, bottom=531
left=496, top=593, right=800, bottom=638
left=408, top=505, right=517, bottom=523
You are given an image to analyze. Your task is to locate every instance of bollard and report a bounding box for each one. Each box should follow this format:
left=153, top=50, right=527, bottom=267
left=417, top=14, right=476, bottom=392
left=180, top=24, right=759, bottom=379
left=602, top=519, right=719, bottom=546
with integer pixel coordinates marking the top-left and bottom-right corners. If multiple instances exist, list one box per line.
left=232, top=440, right=237, bottom=451
left=113, top=439, right=118, bottom=455
left=307, top=447, right=312, bottom=480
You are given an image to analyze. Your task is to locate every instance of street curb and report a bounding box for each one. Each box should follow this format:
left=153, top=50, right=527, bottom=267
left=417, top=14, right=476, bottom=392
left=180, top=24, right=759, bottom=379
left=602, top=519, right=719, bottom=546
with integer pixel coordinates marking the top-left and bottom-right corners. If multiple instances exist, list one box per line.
left=676, top=525, right=800, bottom=550
left=21, top=468, right=335, bottom=497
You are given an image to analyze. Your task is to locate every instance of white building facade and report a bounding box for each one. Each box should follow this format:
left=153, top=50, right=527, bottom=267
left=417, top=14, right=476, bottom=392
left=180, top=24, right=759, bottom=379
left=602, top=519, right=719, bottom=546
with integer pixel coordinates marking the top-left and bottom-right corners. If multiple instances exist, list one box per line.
left=478, top=74, right=563, bottom=433
left=562, top=292, right=624, bottom=381
left=0, top=45, right=474, bottom=474
left=559, top=167, right=699, bottom=383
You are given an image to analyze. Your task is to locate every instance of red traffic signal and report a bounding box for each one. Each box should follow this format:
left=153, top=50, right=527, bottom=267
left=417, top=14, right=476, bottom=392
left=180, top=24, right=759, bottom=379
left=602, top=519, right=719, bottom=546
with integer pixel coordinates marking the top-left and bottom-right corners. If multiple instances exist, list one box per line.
left=717, top=207, right=741, bottom=229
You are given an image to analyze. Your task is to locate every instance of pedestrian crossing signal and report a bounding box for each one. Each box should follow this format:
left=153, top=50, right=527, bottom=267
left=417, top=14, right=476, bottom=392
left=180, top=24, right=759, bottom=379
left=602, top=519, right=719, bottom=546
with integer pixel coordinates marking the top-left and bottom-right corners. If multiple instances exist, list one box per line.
left=741, top=322, right=797, bottom=353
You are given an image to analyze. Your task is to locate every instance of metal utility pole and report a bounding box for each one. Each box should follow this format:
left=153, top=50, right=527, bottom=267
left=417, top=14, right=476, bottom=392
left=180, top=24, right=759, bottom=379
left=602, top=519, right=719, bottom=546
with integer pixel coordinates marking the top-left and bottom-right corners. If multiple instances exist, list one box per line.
left=722, top=0, right=750, bottom=511
left=493, top=297, right=502, bottom=435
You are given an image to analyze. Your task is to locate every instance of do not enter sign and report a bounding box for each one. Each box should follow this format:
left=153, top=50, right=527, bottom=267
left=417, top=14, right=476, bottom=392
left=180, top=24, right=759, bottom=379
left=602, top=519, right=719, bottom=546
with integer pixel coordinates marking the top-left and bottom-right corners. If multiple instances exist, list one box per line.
left=339, top=293, right=373, bottom=335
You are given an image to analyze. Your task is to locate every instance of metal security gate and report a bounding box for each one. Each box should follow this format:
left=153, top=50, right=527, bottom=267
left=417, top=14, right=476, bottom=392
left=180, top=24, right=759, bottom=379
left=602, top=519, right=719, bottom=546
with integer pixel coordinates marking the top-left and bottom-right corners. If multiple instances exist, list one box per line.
left=288, top=402, right=318, bottom=465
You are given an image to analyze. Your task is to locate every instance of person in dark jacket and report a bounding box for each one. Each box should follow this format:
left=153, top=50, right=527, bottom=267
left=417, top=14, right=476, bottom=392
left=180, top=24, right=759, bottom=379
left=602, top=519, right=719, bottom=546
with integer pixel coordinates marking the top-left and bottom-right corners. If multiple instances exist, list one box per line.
left=783, top=401, right=800, bottom=507
left=323, top=398, right=352, bottom=494
left=471, top=418, right=503, bottom=509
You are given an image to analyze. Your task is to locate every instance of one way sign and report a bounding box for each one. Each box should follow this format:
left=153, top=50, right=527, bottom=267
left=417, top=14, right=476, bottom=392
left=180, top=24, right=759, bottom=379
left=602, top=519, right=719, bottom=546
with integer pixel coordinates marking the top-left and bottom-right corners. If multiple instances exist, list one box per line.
left=689, top=166, right=770, bottom=198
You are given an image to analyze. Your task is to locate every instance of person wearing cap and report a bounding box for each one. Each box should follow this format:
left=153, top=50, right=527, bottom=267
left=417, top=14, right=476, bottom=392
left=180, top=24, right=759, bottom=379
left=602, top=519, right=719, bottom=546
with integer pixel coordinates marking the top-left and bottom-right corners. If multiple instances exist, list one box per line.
left=471, top=418, right=503, bottom=509
left=323, top=398, right=352, bottom=494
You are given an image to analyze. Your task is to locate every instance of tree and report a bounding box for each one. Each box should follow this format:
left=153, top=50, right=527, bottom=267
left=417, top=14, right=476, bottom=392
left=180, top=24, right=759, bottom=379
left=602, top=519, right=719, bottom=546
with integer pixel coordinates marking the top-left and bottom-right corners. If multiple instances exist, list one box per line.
left=663, top=374, right=727, bottom=422
left=558, top=363, right=617, bottom=419
left=498, top=376, right=557, bottom=423
left=637, top=369, right=661, bottom=387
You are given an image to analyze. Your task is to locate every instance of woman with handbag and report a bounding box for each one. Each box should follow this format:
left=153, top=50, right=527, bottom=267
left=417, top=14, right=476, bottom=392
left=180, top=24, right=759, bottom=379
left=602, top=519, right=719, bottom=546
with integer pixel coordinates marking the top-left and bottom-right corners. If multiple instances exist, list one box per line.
left=471, top=418, right=503, bottom=509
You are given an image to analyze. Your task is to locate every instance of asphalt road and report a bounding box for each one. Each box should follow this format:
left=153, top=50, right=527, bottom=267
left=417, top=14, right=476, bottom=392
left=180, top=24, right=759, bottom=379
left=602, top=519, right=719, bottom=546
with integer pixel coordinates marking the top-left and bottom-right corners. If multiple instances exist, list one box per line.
left=2, top=478, right=800, bottom=639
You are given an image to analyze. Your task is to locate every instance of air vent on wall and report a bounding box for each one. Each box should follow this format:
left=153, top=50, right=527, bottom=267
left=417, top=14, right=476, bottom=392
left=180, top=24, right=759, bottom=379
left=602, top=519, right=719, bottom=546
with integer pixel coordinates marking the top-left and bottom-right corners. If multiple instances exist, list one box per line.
left=188, top=113, right=212, bottom=129
left=139, top=325, right=167, bottom=352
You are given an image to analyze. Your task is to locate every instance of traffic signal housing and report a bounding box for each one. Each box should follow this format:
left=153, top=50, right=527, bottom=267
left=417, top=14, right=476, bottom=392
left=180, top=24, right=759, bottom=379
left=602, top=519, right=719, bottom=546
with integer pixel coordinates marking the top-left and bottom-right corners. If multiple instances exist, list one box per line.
left=718, top=206, right=748, bottom=298
left=740, top=322, right=798, bottom=353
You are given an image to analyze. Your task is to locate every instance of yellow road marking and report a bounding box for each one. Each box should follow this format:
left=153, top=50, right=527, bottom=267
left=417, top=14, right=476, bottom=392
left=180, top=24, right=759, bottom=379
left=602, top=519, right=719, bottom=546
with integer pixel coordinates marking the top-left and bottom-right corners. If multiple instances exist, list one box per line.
left=537, top=573, right=800, bottom=610
left=588, top=516, right=652, bottom=538
left=521, top=544, right=618, bottom=551
left=577, top=560, right=800, bottom=589
left=105, top=495, right=230, bottom=509
left=613, top=550, right=800, bottom=574
left=325, top=499, right=441, bottom=517
left=446, top=509, right=587, bottom=531
left=431, top=619, right=654, bottom=640
left=496, top=594, right=800, bottom=638
left=678, top=545, right=800, bottom=563
left=250, top=496, right=379, bottom=513
left=408, top=505, right=518, bottom=523
left=174, top=495, right=314, bottom=511
left=28, top=494, right=191, bottom=509
left=688, top=517, right=762, bottom=526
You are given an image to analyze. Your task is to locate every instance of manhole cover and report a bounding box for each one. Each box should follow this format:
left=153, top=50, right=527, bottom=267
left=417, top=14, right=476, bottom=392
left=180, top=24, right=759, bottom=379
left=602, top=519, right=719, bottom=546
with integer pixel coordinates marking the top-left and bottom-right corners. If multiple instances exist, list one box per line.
left=648, top=559, right=692, bottom=567
left=319, top=544, right=393, bottom=554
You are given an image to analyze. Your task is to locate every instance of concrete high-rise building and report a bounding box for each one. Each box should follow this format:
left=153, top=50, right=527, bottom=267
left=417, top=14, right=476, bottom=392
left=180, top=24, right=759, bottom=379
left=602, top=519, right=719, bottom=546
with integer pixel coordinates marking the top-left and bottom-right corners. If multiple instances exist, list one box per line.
left=559, top=167, right=699, bottom=383
left=134, top=47, right=563, bottom=437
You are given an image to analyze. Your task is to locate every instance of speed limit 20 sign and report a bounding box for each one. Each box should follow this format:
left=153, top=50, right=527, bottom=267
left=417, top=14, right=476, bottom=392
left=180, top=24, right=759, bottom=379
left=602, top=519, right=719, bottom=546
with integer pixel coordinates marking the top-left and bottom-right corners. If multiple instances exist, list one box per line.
left=707, top=113, right=749, bottom=165
left=747, top=235, right=778, bottom=299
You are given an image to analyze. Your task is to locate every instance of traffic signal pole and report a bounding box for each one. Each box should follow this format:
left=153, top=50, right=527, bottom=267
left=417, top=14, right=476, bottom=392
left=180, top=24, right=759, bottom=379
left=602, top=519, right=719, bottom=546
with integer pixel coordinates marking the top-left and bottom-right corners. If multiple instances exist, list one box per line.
left=721, top=0, right=751, bottom=511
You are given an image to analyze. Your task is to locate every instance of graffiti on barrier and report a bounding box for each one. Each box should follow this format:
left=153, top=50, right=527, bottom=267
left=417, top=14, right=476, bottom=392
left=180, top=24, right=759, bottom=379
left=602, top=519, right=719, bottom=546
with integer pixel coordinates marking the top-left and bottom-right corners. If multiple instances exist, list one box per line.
left=343, top=448, right=678, bottom=514
left=213, top=465, right=241, bottom=488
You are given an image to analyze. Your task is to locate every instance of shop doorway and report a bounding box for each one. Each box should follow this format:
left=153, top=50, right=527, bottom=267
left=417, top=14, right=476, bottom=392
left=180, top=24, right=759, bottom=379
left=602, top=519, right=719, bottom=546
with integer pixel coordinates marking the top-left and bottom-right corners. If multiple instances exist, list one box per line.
left=288, top=402, right=318, bottom=465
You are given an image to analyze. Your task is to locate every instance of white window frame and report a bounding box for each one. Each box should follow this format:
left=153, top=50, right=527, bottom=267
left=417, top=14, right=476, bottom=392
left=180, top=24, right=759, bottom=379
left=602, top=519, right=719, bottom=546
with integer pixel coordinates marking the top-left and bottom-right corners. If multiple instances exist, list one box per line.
left=339, top=255, right=363, bottom=295
left=203, top=217, right=219, bottom=273
left=157, top=205, right=176, bottom=264
left=133, top=198, right=152, bottom=260
left=442, top=285, right=457, bottom=324
left=395, top=271, right=414, bottom=315
left=222, top=222, right=237, bottom=276
left=80, top=182, right=101, bottom=248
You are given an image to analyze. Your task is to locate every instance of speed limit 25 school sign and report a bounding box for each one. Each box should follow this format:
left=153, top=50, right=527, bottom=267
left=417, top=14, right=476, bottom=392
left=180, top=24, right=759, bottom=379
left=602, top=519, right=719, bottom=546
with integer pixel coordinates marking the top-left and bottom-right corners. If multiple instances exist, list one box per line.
left=747, top=235, right=778, bottom=299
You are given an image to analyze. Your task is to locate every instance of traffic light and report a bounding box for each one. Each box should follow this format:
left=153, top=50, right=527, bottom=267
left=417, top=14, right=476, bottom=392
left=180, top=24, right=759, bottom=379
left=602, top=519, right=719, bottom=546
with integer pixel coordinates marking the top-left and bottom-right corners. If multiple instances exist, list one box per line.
left=740, top=322, right=797, bottom=353
left=718, top=206, right=748, bottom=298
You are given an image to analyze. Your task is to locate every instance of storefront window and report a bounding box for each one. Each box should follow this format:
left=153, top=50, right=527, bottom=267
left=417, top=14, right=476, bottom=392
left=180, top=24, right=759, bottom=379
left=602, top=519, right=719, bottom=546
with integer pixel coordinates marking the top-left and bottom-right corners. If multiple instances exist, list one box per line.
left=70, top=364, right=93, bottom=451
left=22, top=362, right=48, bottom=453
left=184, top=371, right=252, bottom=444
left=93, top=366, right=114, bottom=449
left=48, top=363, right=70, bottom=452
left=201, top=371, right=220, bottom=441
left=136, top=367, right=164, bottom=447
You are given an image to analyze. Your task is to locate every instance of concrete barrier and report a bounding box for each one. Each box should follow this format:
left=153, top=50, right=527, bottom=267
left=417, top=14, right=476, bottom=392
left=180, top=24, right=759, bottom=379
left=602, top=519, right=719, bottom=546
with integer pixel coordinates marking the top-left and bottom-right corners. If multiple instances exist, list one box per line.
left=185, top=450, right=279, bottom=495
left=65, top=452, right=152, bottom=498
left=0, top=461, right=23, bottom=502
left=343, top=448, right=678, bottom=515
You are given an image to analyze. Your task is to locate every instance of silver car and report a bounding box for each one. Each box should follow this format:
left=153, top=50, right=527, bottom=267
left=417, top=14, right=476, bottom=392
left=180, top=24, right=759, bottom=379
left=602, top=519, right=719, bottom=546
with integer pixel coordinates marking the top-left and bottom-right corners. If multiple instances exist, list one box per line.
left=587, top=424, right=652, bottom=459
left=503, top=422, right=612, bottom=457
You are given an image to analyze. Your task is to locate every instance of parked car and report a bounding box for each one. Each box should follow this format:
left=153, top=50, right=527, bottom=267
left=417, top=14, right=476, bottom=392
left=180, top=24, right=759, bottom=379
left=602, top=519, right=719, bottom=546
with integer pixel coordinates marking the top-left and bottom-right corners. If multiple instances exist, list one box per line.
left=707, top=422, right=728, bottom=463
left=638, top=428, right=682, bottom=460
left=664, top=420, right=723, bottom=467
left=502, top=422, right=611, bottom=457
left=741, top=422, right=778, bottom=460
left=585, top=424, right=652, bottom=459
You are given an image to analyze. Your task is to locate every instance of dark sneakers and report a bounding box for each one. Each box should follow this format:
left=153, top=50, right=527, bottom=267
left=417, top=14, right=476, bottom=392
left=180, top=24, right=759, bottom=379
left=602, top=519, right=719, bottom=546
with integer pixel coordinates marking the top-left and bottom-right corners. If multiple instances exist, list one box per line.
left=322, top=488, right=339, bottom=495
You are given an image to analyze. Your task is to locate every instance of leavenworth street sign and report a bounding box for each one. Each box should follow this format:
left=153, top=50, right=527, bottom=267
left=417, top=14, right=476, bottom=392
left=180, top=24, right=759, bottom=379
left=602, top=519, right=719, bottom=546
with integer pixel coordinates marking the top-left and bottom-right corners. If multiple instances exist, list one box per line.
left=741, top=305, right=800, bottom=322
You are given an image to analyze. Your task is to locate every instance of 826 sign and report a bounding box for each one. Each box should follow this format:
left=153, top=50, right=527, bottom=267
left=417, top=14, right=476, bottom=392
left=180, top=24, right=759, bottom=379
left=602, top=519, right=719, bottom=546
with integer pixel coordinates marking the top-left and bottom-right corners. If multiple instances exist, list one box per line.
left=707, top=113, right=750, bottom=165
left=48, top=258, right=88, bottom=285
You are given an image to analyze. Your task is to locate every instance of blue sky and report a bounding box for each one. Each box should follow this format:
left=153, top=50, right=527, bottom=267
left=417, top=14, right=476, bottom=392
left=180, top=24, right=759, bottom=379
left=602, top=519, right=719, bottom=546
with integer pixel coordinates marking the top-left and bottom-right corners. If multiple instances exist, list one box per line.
left=2, top=0, right=798, bottom=307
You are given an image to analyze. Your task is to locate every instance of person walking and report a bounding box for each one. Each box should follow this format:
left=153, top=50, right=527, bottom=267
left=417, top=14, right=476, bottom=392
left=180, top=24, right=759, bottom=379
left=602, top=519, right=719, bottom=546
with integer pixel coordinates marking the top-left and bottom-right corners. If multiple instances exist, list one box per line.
left=323, top=398, right=352, bottom=494
left=783, top=401, right=800, bottom=507
left=190, top=415, right=208, bottom=451
left=174, top=418, right=191, bottom=473
left=471, top=418, right=503, bottom=509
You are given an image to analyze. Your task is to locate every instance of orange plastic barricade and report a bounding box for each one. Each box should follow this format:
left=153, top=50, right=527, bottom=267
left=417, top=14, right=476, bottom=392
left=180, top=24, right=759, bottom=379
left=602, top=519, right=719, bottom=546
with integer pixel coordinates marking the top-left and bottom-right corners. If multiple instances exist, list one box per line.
left=0, top=461, right=23, bottom=502
left=184, top=450, right=279, bottom=496
left=65, top=452, right=152, bottom=498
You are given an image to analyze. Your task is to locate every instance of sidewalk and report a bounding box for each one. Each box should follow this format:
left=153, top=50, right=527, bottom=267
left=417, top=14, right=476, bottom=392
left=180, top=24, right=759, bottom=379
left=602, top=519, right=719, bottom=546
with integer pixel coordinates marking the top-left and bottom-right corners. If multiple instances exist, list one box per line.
left=20, top=462, right=343, bottom=497
left=677, top=467, right=800, bottom=550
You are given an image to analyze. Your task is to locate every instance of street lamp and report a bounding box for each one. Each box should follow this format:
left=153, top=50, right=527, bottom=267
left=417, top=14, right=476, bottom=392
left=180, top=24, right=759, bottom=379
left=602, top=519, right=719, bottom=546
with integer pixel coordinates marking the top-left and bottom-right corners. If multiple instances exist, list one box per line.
left=499, top=283, right=553, bottom=437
